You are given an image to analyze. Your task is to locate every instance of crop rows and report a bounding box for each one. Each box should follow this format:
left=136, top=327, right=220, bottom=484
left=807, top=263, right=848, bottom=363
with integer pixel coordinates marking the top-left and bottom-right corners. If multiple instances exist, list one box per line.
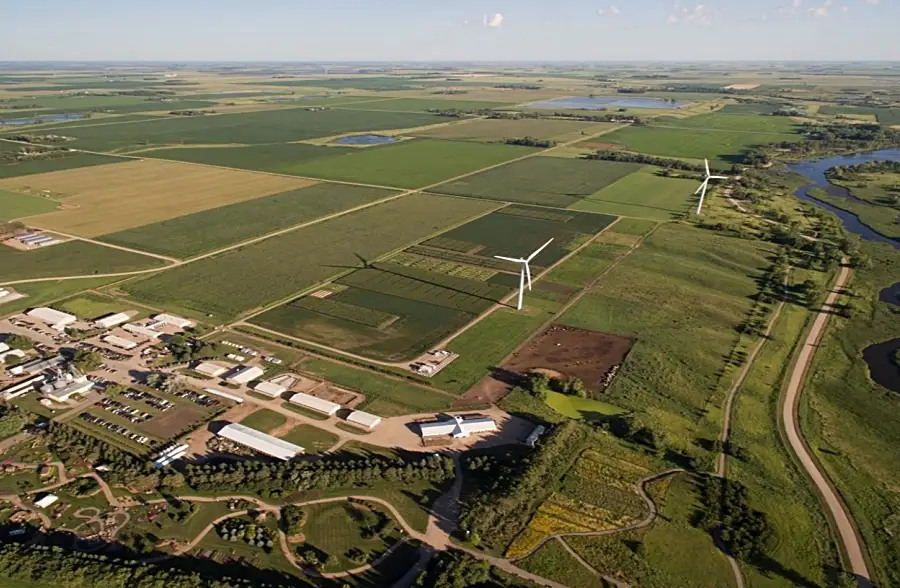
left=405, top=245, right=514, bottom=271
left=289, top=296, right=400, bottom=329
left=389, top=252, right=498, bottom=281
left=420, top=237, right=478, bottom=253
left=496, top=205, right=577, bottom=223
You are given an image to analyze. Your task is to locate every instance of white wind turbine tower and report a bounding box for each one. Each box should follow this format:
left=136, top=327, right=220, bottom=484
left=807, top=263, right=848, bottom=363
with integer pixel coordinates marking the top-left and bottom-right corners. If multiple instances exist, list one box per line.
left=495, top=239, right=554, bottom=311
left=695, top=158, right=728, bottom=215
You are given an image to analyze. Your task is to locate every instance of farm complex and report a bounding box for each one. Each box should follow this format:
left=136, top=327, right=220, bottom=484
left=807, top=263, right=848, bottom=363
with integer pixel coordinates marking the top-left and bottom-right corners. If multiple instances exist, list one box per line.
left=1, top=61, right=898, bottom=588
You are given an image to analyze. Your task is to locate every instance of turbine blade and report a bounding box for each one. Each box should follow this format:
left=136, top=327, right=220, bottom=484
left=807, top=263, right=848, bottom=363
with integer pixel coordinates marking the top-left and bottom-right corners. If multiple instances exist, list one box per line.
left=710, top=175, right=728, bottom=180
left=525, top=262, right=533, bottom=291
left=697, top=181, right=708, bottom=215
left=526, top=238, right=554, bottom=262
left=518, top=266, right=525, bottom=310
left=705, top=158, right=711, bottom=177
left=694, top=179, right=708, bottom=195
left=494, top=256, right=524, bottom=263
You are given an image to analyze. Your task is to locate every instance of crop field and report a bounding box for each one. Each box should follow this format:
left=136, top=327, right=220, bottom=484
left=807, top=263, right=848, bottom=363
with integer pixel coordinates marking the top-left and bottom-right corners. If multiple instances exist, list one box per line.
left=0, top=239, right=165, bottom=282
left=277, top=139, right=534, bottom=189
left=340, top=98, right=512, bottom=112
left=0, top=159, right=310, bottom=237
left=239, top=409, right=287, bottom=433
left=1, top=114, right=164, bottom=133
left=255, top=76, right=427, bottom=91
left=47, top=108, right=444, bottom=152
left=0, top=188, right=58, bottom=220
left=140, top=142, right=351, bottom=175
left=0, top=97, right=217, bottom=117
left=399, top=245, right=513, bottom=272
left=435, top=156, right=642, bottom=207
left=423, top=205, right=617, bottom=268
left=279, top=424, right=338, bottom=453
left=99, top=183, right=397, bottom=258
left=121, top=193, right=497, bottom=322
left=659, top=112, right=800, bottom=134
left=598, top=125, right=803, bottom=168
left=544, top=241, right=630, bottom=289
left=387, top=251, right=498, bottom=280
left=718, top=103, right=784, bottom=115
left=415, top=118, right=620, bottom=143
left=506, top=448, right=652, bottom=558
left=606, top=217, right=658, bottom=236
left=570, top=167, right=699, bottom=220
left=818, top=106, right=900, bottom=126
left=296, top=357, right=453, bottom=415
left=558, top=223, right=772, bottom=449
left=0, top=150, right=125, bottom=179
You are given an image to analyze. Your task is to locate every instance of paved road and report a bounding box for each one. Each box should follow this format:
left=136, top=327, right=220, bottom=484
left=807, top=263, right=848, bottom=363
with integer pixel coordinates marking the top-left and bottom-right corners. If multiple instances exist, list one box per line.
left=780, top=263, right=873, bottom=587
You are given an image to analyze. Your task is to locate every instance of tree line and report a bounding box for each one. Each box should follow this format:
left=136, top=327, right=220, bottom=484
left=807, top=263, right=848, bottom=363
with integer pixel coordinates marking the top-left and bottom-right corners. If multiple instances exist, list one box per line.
left=584, top=149, right=707, bottom=172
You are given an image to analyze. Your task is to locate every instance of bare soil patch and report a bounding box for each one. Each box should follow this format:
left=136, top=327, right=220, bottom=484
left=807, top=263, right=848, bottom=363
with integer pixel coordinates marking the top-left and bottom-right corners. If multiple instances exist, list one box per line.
left=139, top=405, right=207, bottom=440
left=315, top=383, right=361, bottom=407
left=457, top=324, right=633, bottom=407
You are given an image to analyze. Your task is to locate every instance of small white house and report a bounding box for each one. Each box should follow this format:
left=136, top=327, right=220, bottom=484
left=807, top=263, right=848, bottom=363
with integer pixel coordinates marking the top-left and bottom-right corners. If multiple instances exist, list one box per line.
left=346, top=410, right=382, bottom=430
left=94, top=312, right=130, bottom=330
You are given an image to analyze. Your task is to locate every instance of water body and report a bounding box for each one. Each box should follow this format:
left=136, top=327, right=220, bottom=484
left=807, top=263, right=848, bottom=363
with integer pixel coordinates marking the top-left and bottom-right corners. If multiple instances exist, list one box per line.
left=862, top=339, right=900, bottom=394
left=334, top=134, right=397, bottom=145
left=787, top=148, right=900, bottom=249
left=879, top=282, right=900, bottom=307
left=529, top=96, right=688, bottom=110
left=0, top=112, right=87, bottom=125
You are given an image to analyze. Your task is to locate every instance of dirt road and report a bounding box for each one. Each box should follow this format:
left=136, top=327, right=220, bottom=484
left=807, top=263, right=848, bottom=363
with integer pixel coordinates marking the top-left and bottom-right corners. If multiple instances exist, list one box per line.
left=780, top=263, right=872, bottom=586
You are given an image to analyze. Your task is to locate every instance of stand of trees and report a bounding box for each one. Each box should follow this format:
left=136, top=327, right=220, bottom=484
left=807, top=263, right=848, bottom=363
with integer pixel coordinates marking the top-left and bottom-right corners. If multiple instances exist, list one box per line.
left=523, top=372, right=586, bottom=399
left=694, top=476, right=772, bottom=561
left=773, top=122, right=900, bottom=158
left=502, top=137, right=556, bottom=148
left=584, top=150, right=707, bottom=172
left=0, top=145, right=76, bottom=163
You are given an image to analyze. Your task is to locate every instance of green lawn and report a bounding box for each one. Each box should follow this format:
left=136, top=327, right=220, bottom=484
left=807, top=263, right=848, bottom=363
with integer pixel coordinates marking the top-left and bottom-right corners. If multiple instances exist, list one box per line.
left=0, top=276, right=122, bottom=318
left=280, top=424, right=339, bottom=453
left=0, top=239, right=166, bottom=282
left=99, top=183, right=398, bottom=258
left=51, top=292, right=137, bottom=320
left=302, top=500, right=400, bottom=573
left=0, top=189, right=58, bottom=221
left=570, top=168, right=699, bottom=220
left=543, top=390, right=626, bottom=419
left=518, top=538, right=601, bottom=587
left=282, top=138, right=534, bottom=189
left=239, top=408, right=288, bottom=433
left=434, top=156, right=643, bottom=207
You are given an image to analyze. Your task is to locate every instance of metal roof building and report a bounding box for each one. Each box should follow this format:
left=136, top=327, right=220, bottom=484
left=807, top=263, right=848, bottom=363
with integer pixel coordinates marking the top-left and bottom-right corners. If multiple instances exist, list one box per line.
left=194, top=361, right=228, bottom=378
left=204, top=388, right=244, bottom=404
left=102, top=335, right=139, bottom=351
left=253, top=380, right=286, bottom=398
left=34, top=494, right=59, bottom=509
left=26, top=307, right=77, bottom=331
left=346, top=410, right=382, bottom=430
left=288, top=392, right=340, bottom=416
left=95, top=312, right=130, bottom=329
left=41, top=375, right=94, bottom=403
left=216, top=422, right=303, bottom=461
left=152, top=313, right=193, bottom=329
left=420, top=415, right=497, bottom=439
left=226, top=365, right=264, bottom=384
left=10, top=355, right=65, bottom=376
left=123, top=322, right=162, bottom=340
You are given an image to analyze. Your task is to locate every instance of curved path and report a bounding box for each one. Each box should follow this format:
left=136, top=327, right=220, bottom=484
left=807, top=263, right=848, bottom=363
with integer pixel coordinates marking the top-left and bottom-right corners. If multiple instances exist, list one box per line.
left=780, top=263, right=873, bottom=587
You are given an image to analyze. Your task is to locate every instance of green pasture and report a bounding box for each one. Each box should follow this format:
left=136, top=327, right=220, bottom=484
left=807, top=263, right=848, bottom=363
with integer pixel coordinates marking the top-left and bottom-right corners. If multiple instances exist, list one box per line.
left=416, top=118, right=620, bottom=143
left=280, top=424, right=338, bottom=453
left=546, top=242, right=631, bottom=288
left=718, top=103, right=784, bottom=115
left=340, top=97, right=512, bottom=112
left=239, top=408, right=287, bottom=433
left=99, top=183, right=397, bottom=258
left=658, top=112, right=801, bottom=134
left=0, top=189, right=58, bottom=221
left=435, top=156, right=642, bottom=207
left=302, top=500, right=401, bottom=572
left=606, top=217, right=658, bottom=236
left=141, top=142, right=350, bottom=175
left=281, top=139, right=533, bottom=189
left=571, top=167, right=699, bottom=220
left=0, top=239, right=166, bottom=282
left=598, top=125, right=802, bottom=168
left=818, top=106, right=900, bottom=126
left=122, top=193, right=496, bottom=322
left=2, top=114, right=163, bottom=133
left=0, top=277, right=122, bottom=318
left=543, top=391, right=626, bottom=419
left=518, top=539, right=601, bottom=588
left=52, top=292, right=138, bottom=320
left=0, top=151, right=125, bottom=179
left=47, top=108, right=443, bottom=152
left=0, top=97, right=216, bottom=118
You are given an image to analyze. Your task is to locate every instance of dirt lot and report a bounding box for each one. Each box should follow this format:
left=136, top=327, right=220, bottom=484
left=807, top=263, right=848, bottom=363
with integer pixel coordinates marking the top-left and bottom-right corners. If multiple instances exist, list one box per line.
left=316, top=383, right=361, bottom=407
left=457, top=324, right=634, bottom=408
left=139, top=404, right=208, bottom=439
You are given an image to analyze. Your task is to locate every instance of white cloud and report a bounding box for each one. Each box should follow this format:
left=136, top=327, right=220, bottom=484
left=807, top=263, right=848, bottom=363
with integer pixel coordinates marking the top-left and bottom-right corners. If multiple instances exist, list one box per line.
left=841, top=5, right=849, bottom=12
left=610, top=5, right=621, bottom=15
left=483, top=13, right=504, bottom=28
left=667, top=3, right=712, bottom=26
left=864, top=0, right=879, bottom=5
left=808, top=0, right=832, bottom=18
left=598, top=5, right=621, bottom=17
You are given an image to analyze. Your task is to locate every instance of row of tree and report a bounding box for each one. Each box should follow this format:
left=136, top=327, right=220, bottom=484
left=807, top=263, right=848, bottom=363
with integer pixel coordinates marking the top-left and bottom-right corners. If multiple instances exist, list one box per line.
left=584, top=149, right=707, bottom=172
left=502, top=137, right=556, bottom=148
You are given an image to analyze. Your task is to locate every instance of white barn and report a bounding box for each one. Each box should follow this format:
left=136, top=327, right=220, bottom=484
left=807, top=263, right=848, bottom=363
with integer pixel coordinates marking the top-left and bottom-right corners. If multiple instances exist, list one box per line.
left=26, top=307, right=76, bottom=331
left=102, top=335, right=139, bottom=351
left=226, top=365, right=264, bottom=385
left=420, top=415, right=497, bottom=439
left=152, top=313, right=193, bottom=329
left=194, top=361, right=228, bottom=378
left=346, top=410, right=382, bottom=430
left=253, top=381, right=286, bottom=398
left=216, top=422, right=303, bottom=461
left=94, top=312, right=130, bottom=329
left=288, top=392, right=340, bottom=416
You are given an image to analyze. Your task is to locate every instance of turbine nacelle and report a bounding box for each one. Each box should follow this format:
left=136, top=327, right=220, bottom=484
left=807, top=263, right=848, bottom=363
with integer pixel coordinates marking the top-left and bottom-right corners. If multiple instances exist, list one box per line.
left=696, top=158, right=729, bottom=215
left=494, top=238, right=554, bottom=310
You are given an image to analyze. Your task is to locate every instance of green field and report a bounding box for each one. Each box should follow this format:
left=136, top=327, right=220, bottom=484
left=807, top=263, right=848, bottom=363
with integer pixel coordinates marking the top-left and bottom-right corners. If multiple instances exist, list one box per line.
left=0, top=240, right=166, bottom=282
left=659, top=112, right=800, bottom=134
left=121, top=193, right=497, bottom=322
left=543, top=390, right=626, bottom=419
left=435, top=156, right=642, bottom=207
left=302, top=500, right=401, bottom=572
left=719, top=103, right=784, bottom=115
left=141, top=142, right=351, bottom=175
left=276, top=139, right=534, bottom=189
left=546, top=241, right=631, bottom=289
left=279, top=424, right=338, bottom=453
left=416, top=118, right=620, bottom=143
left=52, top=292, right=138, bottom=320
left=598, top=125, right=802, bottom=168
left=818, top=106, right=900, bottom=126
left=99, top=183, right=397, bottom=258
left=558, top=223, right=772, bottom=450
left=341, top=97, right=512, bottom=112
left=296, top=358, right=453, bottom=416
left=239, top=408, right=287, bottom=433
left=0, top=97, right=216, bottom=117
left=606, top=217, right=658, bottom=236
left=0, top=151, right=125, bottom=179
left=1, top=114, right=163, bottom=132
left=44, top=108, right=443, bottom=152
left=570, top=167, right=699, bottom=220
left=253, top=77, right=429, bottom=91
left=517, top=539, right=601, bottom=588
left=0, top=277, right=123, bottom=317
left=0, top=189, right=58, bottom=220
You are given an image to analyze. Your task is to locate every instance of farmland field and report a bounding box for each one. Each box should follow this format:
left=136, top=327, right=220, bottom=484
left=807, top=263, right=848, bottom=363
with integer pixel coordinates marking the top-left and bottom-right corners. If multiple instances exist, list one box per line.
left=52, top=292, right=141, bottom=320
left=99, top=183, right=397, bottom=258
left=818, top=106, right=900, bottom=126
left=0, top=240, right=166, bottom=282
left=121, top=193, right=498, bottom=322
left=570, top=167, right=699, bottom=220
left=0, top=277, right=123, bottom=317
left=0, top=188, right=58, bottom=220
left=239, top=408, right=287, bottom=433
left=416, top=118, right=620, bottom=143
left=718, top=103, right=784, bottom=115
left=546, top=241, right=631, bottom=289
left=277, top=139, right=534, bottom=189
left=434, top=156, right=642, bottom=207
left=598, top=125, right=803, bottom=168
left=658, top=112, right=800, bottom=134
left=140, top=142, right=352, bottom=175
left=253, top=77, right=430, bottom=91
left=44, top=108, right=444, bottom=152
left=0, top=149, right=125, bottom=179
left=0, top=159, right=311, bottom=237
left=340, top=98, right=512, bottom=112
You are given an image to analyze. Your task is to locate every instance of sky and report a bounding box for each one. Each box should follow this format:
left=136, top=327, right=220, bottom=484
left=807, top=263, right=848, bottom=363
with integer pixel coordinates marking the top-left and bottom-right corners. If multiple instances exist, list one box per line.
left=2, top=0, right=898, bottom=62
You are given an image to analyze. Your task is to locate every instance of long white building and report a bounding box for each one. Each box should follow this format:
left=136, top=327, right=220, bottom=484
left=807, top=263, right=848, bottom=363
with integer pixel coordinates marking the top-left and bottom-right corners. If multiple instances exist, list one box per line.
left=102, top=335, right=139, bottom=351
left=253, top=380, right=286, bottom=398
left=26, top=307, right=76, bottom=331
left=288, top=392, right=340, bottom=416
left=419, top=415, right=497, bottom=439
left=216, top=422, right=303, bottom=461
left=152, top=313, right=193, bottom=329
left=226, top=365, right=264, bottom=384
left=346, top=410, right=382, bottom=430
left=94, top=312, right=130, bottom=329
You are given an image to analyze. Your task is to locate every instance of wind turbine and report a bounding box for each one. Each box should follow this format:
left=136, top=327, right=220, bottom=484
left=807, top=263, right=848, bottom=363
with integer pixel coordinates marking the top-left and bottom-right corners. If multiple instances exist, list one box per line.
left=695, top=159, right=728, bottom=215
left=495, top=239, right=554, bottom=311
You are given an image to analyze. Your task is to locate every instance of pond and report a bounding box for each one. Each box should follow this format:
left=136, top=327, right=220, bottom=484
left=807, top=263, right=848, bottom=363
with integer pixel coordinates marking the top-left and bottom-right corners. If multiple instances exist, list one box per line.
left=879, top=282, right=900, bottom=307
left=528, top=96, right=688, bottom=110
left=787, top=148, right=900, bottom=249
left=862, top=338, right=900, bottom=394
left=334, top=134, right=397, bottom=145
left=0, top=113, right=87, bottom=126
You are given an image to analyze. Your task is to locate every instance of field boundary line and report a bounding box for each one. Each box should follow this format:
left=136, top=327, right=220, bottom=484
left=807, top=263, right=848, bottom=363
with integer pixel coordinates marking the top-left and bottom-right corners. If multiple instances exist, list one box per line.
left=26, top=227, right=182, bottom=263
left=646, top=123, right=800, bottom=137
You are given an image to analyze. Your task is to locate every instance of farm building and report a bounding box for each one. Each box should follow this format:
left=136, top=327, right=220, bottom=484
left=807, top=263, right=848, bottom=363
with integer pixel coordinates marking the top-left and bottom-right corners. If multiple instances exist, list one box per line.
left=102, top=335, right=139, bottom=351
left=0, top=343, right=7, bottom=353
left=216, top=422, right=303, bottom=461
left=419, top=415, right=497, bottom=439
left=34, top=494, right=59, bottom=509
left=288, top=392, right=340, bottom=416
left=94, top=312, right=130, bottom=329
left=194, top=361, right=228, bottom=378
left=346, top=410, right=382, bottom=430
left=0, top=374, right=46, bottom=400
left=226, top=365, right=264, bottom=385
left=0, top=348, right=26, bottom=363
left=8, top=354, right=65, bottom=376
left=123, top=322, right=162, bottom=340
left=26, top=307, right=77, bottom=331
left=151, top=444, right=189, bottom=469
left=152, top=313, right=193, bottom=329
left=41, top=374, right=93, bottom=403
left=253, top=380, right=286, bottom=398
left=203, top=388, right=243, bottom=404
